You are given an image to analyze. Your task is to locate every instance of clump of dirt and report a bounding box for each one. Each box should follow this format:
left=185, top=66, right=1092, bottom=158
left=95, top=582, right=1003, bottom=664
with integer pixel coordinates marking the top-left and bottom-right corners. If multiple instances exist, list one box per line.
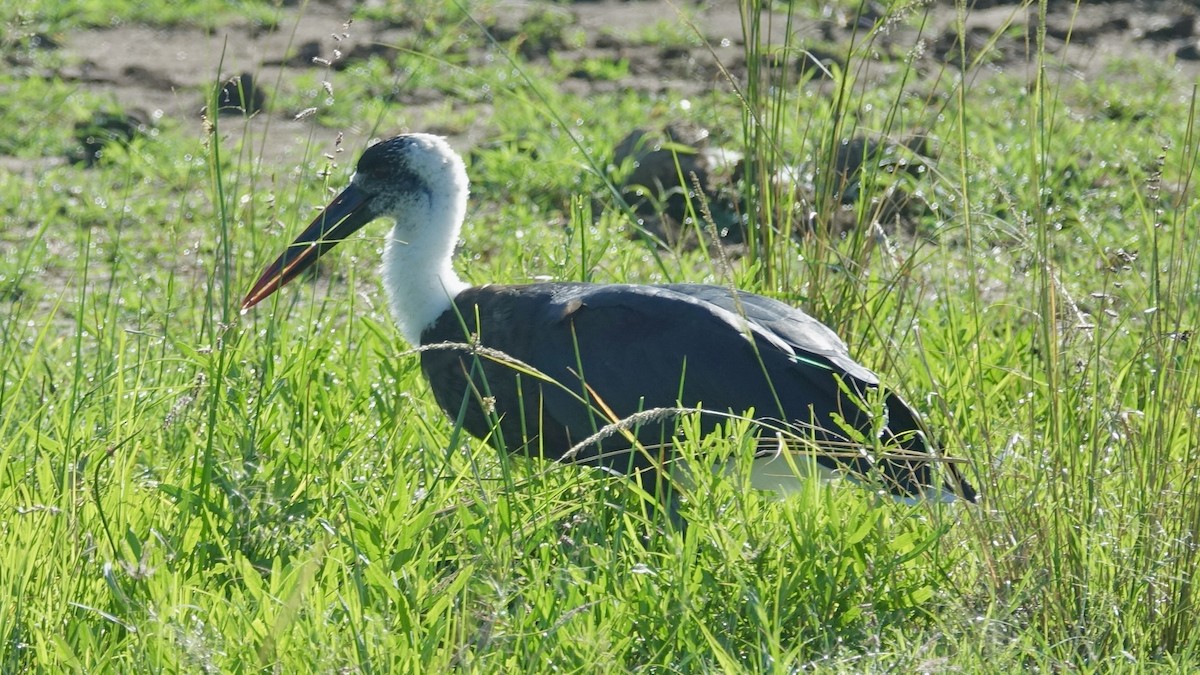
left=213, top=72, right=266, bottom=116
left=69, top=110, right=152, bottom=166
left=611, top=122, right=743, bottom=247
left=609, top=120, right=943, bottom=248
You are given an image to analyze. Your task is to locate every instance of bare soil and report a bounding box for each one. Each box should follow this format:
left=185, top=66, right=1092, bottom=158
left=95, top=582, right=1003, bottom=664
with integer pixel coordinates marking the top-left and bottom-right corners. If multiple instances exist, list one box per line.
left=10, top=0, right=1200, bottom=164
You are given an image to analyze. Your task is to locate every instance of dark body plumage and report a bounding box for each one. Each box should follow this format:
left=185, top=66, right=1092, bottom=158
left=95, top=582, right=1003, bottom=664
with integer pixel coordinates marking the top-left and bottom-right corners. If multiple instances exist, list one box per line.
left=421, top=282, right=976, bottom=502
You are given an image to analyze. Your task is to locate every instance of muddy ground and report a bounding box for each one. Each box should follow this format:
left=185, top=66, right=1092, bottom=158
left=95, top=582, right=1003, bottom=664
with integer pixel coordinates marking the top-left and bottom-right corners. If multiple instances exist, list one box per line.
left=8, top=0, right=1200, bottom=166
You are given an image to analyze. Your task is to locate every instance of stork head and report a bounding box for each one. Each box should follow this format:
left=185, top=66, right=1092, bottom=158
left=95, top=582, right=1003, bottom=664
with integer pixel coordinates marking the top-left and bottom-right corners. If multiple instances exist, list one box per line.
left=241, top=133, right=469, bottom=310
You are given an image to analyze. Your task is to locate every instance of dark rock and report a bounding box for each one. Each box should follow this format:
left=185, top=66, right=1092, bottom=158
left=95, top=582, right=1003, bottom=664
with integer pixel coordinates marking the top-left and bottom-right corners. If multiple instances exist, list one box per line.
left=69, top=110, right=150, bottom=166
left=214, top=72, right=265, bottom=116
left=335, top=41, right=396, bottom=69
left=1177, top=41, right=1200, bottom=60
left=796, top=48, right=841, bottom=79
left=1141, top=13, right=1195, bottom=41
left=121, top=64, right=177, bottom=90
left=612, top=122, right=744, bottom=246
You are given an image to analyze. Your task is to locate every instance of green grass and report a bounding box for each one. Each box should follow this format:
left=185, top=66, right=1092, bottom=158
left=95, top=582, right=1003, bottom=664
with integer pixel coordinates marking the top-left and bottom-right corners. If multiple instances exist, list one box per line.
left=3, top=0, right=1200, bottom=670
left=3, top=0, right=281, bottom=32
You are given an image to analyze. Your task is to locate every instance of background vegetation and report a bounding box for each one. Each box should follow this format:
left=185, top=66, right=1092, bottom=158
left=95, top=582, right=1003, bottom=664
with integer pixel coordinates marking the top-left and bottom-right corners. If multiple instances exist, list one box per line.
left=2, top=0, right=1198, bottom=670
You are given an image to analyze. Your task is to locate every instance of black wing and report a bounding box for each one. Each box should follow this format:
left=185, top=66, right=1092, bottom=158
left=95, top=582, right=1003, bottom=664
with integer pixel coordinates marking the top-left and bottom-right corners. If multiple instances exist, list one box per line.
left=421, top=283, right=975, bottom=502
left=658, top=283, right=879, bottom=383
left=523, top=284, right=970, bottom=500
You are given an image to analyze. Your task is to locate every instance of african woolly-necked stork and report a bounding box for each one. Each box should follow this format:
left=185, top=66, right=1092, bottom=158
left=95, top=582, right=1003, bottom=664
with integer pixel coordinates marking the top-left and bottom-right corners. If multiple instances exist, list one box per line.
left=242, top=133, right=977, bottom=507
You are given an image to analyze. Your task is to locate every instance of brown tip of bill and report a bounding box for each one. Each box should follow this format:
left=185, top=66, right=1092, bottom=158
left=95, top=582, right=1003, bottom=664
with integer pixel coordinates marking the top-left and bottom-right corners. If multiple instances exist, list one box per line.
left=239, top=258, right=290, bottom=311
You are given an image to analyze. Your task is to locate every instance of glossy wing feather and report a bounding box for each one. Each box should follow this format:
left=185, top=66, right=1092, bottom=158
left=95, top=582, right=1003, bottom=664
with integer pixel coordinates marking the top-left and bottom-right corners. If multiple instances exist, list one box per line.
left=421, top=283, right=975, bottom=501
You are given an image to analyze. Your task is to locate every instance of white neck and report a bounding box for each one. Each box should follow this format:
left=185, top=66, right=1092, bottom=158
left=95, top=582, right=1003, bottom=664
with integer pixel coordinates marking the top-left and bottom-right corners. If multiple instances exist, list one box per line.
left=379, top=179, right=470, bottom=345
left=382, top=232, right=467, bottom=345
